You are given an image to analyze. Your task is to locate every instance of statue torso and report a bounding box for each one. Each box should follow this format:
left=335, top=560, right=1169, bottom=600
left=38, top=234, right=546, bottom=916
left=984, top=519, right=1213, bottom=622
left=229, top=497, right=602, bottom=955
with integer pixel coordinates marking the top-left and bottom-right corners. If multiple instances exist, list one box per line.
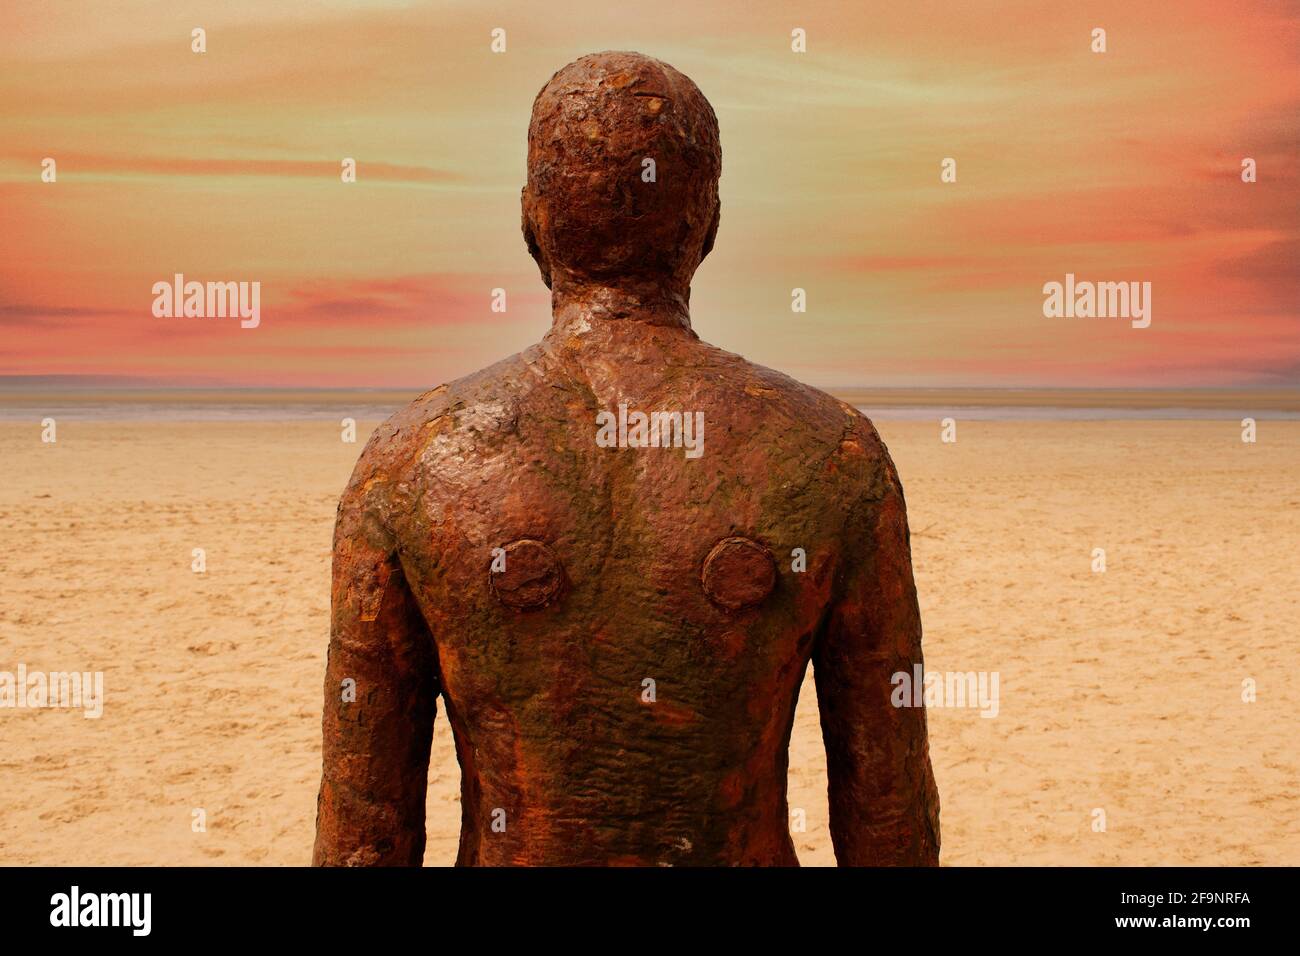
left=361, top=329, right=887, bottom=865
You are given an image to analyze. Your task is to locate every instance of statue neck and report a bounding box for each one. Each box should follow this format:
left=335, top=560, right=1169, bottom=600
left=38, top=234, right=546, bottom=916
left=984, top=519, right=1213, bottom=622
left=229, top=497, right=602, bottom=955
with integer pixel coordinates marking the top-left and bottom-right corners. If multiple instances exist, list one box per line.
left=549, top=280, right=692, bottom=335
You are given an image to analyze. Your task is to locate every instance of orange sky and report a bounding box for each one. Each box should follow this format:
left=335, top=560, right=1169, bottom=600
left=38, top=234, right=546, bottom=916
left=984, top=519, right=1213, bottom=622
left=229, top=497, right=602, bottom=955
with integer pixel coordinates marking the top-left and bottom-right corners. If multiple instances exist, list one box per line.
left=1, top=0, right=1297, bottom=388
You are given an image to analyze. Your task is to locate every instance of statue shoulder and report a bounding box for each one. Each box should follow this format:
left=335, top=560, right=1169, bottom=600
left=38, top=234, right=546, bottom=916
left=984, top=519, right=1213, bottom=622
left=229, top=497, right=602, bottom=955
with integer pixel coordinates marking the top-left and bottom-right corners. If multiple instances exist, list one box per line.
left=351, top=348, right=562, bottom=506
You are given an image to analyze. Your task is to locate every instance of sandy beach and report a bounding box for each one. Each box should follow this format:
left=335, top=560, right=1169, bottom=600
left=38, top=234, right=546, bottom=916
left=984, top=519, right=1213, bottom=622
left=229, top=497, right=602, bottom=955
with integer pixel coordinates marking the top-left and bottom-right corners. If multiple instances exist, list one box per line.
left=0, top=415, right=1295, bottom=866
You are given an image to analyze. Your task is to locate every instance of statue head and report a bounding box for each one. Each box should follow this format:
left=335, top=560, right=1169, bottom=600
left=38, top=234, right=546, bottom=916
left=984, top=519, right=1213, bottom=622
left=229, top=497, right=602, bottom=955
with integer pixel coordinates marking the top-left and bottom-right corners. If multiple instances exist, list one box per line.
left=522, top=51, right=722, bottom=306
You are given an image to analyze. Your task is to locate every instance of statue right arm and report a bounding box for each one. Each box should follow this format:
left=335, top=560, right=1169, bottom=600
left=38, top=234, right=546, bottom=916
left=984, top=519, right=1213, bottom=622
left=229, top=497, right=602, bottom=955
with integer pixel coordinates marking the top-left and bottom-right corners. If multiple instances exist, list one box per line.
left=312, top=474, right=439, bottom=866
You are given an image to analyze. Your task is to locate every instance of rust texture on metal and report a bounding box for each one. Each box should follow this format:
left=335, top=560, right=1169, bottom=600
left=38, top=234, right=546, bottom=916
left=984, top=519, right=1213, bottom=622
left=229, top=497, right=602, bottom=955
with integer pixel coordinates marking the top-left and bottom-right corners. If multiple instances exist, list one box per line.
left=312, top=51, right=940, bottom=866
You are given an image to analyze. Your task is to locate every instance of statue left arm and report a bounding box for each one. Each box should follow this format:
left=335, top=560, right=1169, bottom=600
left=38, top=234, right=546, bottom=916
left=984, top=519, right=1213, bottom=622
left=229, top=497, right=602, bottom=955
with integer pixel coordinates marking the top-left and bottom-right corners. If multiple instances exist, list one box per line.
left=813, top=445, right=940, bottom=866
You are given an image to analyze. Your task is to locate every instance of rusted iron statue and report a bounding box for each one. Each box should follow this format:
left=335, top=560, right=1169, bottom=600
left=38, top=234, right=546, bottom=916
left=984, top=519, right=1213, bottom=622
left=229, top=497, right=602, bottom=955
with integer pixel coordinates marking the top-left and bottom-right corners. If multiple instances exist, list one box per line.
left=312, top=51, right=940, bottom=866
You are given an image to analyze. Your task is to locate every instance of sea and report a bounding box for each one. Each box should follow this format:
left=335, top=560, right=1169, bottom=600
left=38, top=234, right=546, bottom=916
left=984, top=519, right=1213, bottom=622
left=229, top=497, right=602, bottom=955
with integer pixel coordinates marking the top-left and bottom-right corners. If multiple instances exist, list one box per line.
left=0, top=396, right=1294, bottom=422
